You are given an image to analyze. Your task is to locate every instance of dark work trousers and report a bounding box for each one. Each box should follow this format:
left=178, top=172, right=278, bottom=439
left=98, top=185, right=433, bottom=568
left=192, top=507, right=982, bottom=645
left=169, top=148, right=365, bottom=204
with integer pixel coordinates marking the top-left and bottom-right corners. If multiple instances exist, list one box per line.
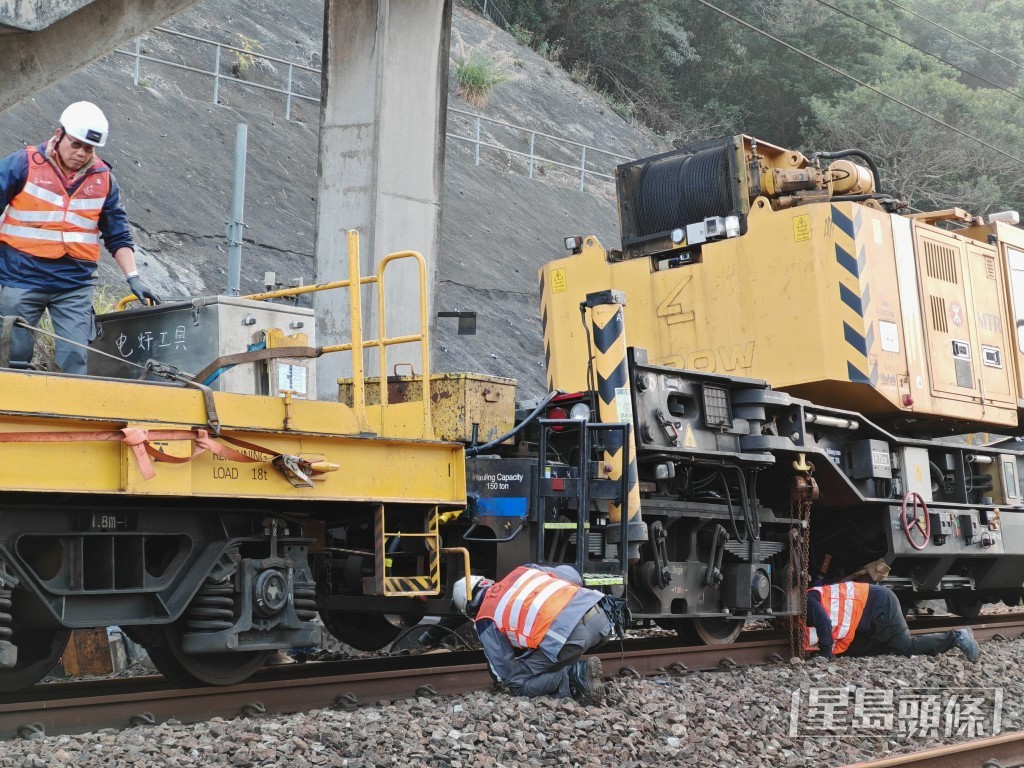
left=507, top=607, right=612, bottom=698
left=0, top=284, right=95, bottom=374
left=845, top=587, right=956, bottom=657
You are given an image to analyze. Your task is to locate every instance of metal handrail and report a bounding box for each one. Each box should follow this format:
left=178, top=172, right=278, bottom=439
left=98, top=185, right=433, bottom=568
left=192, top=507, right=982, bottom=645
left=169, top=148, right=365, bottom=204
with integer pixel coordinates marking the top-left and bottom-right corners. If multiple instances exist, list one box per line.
left=447, top=108, right=630, bottom=191
left=150, top=26, right=320, bottom=72
left=115, top=27, right=320, bottom=121
left=450, top=107, right=628, bottom=158
left=226, top=230, right=431, bottom=437
left=111, top=26, right=634, bottom=191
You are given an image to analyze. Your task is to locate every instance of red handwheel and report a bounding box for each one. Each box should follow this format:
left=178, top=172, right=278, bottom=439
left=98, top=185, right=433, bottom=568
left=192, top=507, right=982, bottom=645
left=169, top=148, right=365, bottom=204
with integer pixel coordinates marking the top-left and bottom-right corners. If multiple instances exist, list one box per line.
left=900, top=491, right=931, bottom=551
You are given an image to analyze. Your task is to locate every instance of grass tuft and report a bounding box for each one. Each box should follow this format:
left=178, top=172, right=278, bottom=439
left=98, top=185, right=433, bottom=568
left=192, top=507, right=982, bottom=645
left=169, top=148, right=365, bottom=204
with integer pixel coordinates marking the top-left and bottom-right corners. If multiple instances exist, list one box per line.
left=455, top=50, right=509, bottom=108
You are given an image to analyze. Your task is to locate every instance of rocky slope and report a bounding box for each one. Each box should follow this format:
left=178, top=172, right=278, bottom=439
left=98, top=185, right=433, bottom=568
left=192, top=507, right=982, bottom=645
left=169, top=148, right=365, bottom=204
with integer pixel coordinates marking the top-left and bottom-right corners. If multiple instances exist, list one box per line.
left=0, top=0, right=661, bottom=396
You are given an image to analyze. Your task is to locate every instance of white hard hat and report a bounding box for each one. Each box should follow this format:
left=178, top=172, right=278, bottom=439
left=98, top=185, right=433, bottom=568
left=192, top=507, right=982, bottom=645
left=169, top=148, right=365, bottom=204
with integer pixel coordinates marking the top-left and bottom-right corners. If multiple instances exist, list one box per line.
left=452, top=575, right=493, bottom=614
left=60, top=101, right=109, bottom=147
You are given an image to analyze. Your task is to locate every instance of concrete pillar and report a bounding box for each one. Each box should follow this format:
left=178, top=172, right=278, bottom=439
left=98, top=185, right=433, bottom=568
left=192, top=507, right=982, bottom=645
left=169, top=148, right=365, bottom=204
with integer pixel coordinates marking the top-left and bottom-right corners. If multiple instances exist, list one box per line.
left=315, top=0, right=452, bottom=401
left=0, top=0, right=200, bottom=115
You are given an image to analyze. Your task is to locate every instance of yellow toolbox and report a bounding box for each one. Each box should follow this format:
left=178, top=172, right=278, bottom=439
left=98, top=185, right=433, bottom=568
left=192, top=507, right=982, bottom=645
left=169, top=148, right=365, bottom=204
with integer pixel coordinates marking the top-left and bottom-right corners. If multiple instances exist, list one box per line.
left=340, top=372, right=516, bottom=443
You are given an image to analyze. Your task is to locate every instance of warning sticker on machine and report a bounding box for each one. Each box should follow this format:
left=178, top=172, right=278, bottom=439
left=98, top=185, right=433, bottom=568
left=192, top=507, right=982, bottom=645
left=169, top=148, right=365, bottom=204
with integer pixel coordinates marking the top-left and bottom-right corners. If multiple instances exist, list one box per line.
left=793, top=214, right=811, bottom=242
left=614, top=387, right=633, bottom=423
left=551, top=268, right=567, bottom=294
left=683, top=424, right=698, bottom=449
left=277, top=363, right=308, bottom=396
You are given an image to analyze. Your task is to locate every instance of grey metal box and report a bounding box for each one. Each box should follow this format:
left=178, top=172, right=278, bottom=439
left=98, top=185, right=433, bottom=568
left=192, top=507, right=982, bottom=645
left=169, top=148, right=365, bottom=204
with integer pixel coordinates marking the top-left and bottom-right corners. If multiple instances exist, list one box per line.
left=89, top=296, right=315, bottom=397
left=850, top=439, right=893, bottom=479
left=898, top=446, right=933, bottom=503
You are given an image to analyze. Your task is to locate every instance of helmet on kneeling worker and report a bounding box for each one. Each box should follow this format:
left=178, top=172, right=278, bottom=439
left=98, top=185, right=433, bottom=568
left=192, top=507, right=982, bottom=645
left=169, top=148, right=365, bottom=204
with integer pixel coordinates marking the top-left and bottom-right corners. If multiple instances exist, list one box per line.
left=452, top=575, right=494, bottom=616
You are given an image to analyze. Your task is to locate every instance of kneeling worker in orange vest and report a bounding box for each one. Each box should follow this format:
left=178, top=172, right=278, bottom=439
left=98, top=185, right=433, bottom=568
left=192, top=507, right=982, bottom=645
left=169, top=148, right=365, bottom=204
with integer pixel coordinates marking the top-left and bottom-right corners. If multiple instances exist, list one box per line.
left=453, top=565, right=623, bottom=704
left=806, top=582, right=980, bottom=662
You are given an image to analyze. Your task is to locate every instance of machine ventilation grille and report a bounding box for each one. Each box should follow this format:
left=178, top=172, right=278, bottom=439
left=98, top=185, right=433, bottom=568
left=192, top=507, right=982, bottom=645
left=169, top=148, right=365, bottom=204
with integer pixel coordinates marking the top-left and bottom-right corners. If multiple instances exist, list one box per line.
left=986, top=256, right=997, bottom=280
left=924, top=240, right=958, bottom=284
left=930, top=295, right=948, bottom=333
left=702, top=385, right=732, bottom=428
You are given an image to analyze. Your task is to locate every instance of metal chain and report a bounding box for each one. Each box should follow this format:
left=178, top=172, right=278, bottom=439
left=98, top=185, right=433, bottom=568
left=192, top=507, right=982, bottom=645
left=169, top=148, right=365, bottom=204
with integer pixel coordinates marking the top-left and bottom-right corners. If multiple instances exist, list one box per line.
left=788, top=468, right=816, bottom=658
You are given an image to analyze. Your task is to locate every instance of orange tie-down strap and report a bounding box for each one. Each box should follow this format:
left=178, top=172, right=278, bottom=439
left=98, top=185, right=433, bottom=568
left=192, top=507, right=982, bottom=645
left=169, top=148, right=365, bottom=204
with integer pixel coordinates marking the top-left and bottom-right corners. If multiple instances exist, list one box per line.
left=0, top=428, right=290, bottom=481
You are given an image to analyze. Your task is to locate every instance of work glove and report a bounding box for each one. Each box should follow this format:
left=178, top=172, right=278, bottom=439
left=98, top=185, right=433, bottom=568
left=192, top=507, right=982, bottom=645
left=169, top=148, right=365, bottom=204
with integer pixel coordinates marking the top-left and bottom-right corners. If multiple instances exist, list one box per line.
left=126, top=275, right=161, bottom=306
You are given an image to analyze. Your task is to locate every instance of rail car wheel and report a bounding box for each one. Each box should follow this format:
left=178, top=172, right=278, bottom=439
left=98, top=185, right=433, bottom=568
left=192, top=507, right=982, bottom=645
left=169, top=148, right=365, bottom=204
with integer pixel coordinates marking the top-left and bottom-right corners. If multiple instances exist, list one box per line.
left=319, top=611, right=407, bottom=652
left=0, top=626, right=71, bottom=694
left=143, top=623, right=270, bottom=688
left=666, top=617, right=743, bottom=645
left=945, top=595, right=983, bottom=619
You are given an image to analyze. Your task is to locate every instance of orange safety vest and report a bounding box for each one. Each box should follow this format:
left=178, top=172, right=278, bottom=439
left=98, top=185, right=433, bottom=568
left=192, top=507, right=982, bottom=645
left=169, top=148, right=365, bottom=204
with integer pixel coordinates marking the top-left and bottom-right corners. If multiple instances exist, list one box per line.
left=476, top=566, right=581, bottom=650
left=0, top=148, right=109, bottom=262
left=804, top=581, right=870, bottom=655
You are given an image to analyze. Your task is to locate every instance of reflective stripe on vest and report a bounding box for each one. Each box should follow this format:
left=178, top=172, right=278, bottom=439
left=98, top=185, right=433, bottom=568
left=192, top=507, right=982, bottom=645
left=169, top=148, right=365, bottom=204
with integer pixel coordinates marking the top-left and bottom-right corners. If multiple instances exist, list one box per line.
left=476, top=566, right=580, bottom=650
left=0, top=149, right=108, bottom=262
left=804, top=581, right=869, bottom=655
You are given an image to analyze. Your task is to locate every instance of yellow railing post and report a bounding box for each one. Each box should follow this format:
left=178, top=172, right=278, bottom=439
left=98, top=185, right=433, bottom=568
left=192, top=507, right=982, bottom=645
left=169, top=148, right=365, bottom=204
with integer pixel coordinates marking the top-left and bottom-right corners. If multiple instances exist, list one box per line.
left=347, top=230, right=368, bottom=431
left=135, top=228, right=433, bottom=439
left=376, top=250, right=432, bottom=439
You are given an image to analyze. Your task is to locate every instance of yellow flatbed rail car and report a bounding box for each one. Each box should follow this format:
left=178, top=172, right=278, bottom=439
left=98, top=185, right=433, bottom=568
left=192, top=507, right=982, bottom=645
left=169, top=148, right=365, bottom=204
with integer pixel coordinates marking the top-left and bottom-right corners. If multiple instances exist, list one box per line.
left=0, top=231, right=470, bottom=692
left=0, top=370, right=464, bottom=503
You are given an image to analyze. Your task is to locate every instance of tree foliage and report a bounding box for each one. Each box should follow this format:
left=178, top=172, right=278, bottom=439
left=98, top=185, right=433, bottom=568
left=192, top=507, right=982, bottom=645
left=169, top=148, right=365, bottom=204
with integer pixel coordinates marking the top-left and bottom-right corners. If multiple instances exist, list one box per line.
left=491, top=0, right=1024, bottom=213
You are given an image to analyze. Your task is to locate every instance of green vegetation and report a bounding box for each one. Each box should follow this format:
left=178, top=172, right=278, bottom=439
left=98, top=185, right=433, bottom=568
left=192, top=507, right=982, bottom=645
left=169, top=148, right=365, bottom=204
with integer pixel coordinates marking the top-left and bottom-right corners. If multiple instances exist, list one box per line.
left=491, top=0, right=1024, bottom=214
left=455, top=49, right=509, bottom=107
left=231, top=34, right=264, bottom=78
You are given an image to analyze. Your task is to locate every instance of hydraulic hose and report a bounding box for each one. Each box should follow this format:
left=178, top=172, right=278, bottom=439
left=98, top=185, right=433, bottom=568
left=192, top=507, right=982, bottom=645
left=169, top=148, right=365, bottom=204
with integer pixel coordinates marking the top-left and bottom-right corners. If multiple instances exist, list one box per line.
left=831, top=194, right=893, bottom=203
left=466, top=390, right=561, bottom=457
left=720, top=471, right=747, bottom=544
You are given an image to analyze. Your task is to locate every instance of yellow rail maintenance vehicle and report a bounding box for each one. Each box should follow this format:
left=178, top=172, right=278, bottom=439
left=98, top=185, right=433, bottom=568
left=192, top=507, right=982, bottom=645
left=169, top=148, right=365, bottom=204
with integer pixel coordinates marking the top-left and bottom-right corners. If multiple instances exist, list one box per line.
left=531, top=134, right=1024, bottom=624
left=0, top=233, right=467, bottom=691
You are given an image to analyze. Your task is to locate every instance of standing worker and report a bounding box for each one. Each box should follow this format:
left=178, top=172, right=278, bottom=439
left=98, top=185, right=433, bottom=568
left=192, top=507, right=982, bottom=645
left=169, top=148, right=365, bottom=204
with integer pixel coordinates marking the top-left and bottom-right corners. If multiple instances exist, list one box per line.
left=0, top=101, right=160, bottom=373
left=453, top=565, right=626, bottom=705
left=806, top=582, right=980, bottom=662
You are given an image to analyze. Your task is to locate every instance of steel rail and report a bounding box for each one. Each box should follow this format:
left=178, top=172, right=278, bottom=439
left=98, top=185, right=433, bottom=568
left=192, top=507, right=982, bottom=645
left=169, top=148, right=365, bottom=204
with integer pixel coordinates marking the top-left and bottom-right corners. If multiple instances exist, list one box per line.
left=840, top=730, right=1024, bottom=767
left=0, top=636, right=785, bottom=739
left=1, top=618, right=1021, bottom=740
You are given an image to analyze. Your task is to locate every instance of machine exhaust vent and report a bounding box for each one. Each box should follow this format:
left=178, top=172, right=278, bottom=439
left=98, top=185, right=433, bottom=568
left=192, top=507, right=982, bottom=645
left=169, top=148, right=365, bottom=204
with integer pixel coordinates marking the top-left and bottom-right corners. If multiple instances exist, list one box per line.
left=986, top=255, right=997, bottom=280
left=930, top=295, right=948, bottom=333
left=923, top=240, right=959, bottom=284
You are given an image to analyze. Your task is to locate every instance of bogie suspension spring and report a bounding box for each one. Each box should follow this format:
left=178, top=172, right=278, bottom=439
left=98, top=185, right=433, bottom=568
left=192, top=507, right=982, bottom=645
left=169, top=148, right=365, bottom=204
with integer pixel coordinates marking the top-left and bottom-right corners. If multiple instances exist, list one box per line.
left=294, top=580, right=316, bottom=622
left=0, top=581, right=11, bottom=642
left=186, top=578, right=236, bottom=632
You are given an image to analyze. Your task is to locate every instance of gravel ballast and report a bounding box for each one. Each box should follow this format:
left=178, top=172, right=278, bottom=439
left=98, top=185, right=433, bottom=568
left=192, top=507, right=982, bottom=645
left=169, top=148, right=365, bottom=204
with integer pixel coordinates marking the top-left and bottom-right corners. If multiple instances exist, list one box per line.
left=8, top=634, right=1023, bottom=768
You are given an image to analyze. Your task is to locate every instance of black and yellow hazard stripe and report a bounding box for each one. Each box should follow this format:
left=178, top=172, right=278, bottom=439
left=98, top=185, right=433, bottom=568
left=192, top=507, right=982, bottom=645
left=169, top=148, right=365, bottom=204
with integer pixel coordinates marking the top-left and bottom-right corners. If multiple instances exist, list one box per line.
left=832, top=205, right=876, bottom=385
left=424, top=506, right=440, bottom=594
left=373, top=503, right=386, bottom=590
left=540, top=270, right=554, bottom=391
left=589, top=298, right=642, bottom=526
left=373, top=505, right=442, bottom=597
left=383, top=576, right=435, bottom=595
